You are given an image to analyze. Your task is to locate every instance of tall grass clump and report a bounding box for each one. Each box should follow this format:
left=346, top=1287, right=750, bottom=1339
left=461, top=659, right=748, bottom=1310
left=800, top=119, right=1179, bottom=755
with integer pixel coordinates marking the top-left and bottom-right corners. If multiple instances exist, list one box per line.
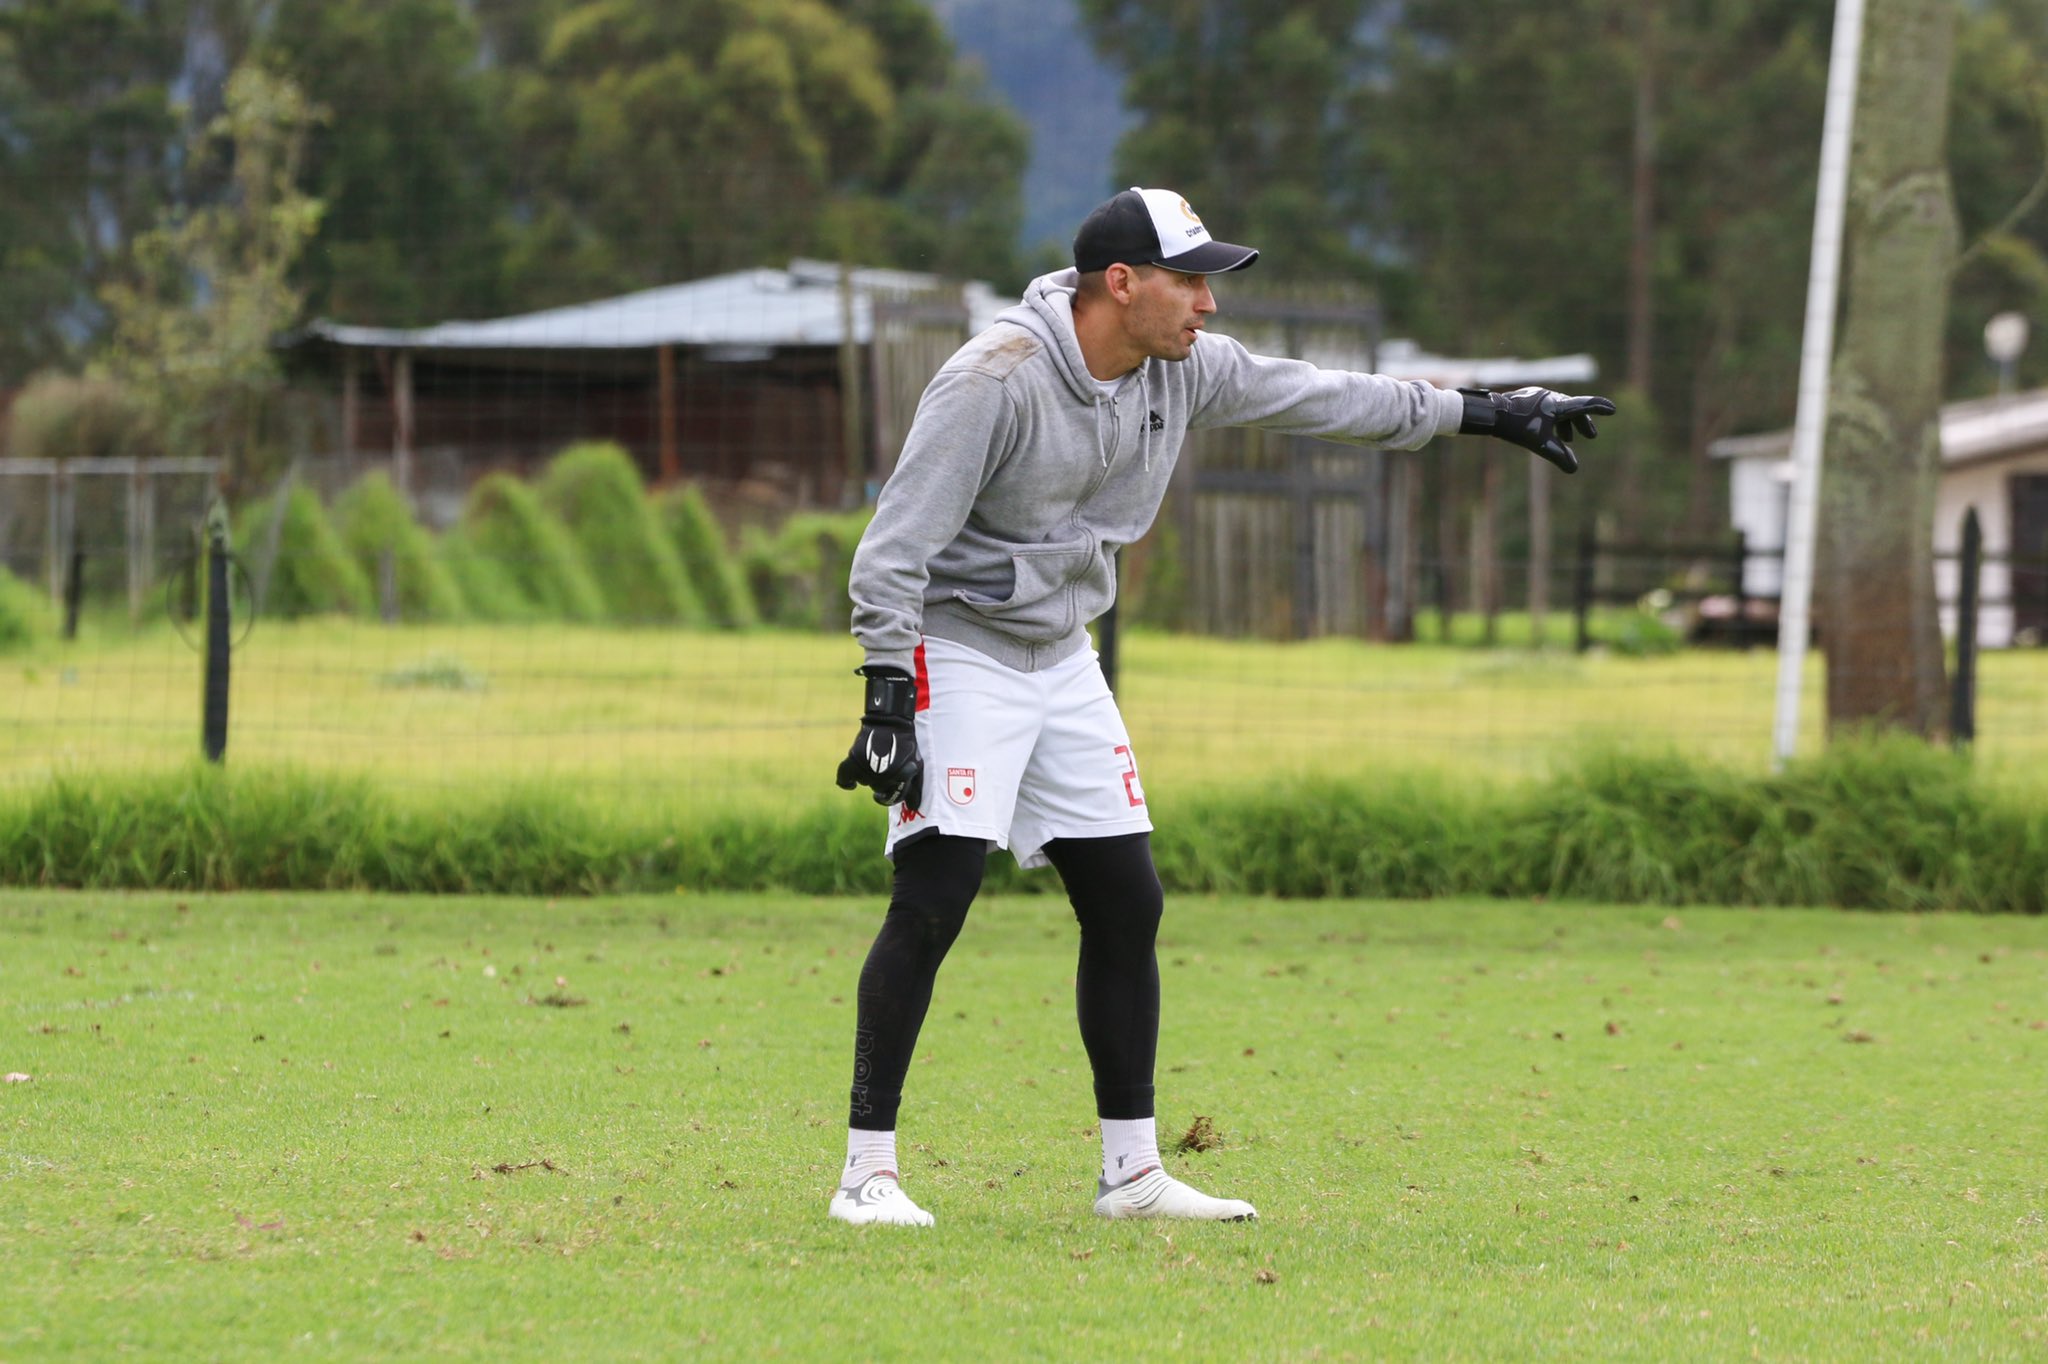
left=451, top=473, right=605, bottom=623
left=0, top=569, right=57, bottom=652
left=538, top=442, right=705, bottom=626
left=234, top=484, right=373, bottom=618
left=1148, top=739, right=2048, bottom=911
left=5, top=739, right=2044, bottom=908
left=0, top=765, right=886, bottom=896
left=658, top=484, right=757, bottom=628
left=331, top=471, right=466, bottom=622
left=741, top=509, right=871, bottom=631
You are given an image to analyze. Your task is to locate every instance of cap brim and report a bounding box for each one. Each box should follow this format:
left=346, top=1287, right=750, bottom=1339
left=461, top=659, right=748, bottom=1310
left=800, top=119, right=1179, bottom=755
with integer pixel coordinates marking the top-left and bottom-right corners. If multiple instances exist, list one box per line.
left=1155, top=240, right=1259, bottom=275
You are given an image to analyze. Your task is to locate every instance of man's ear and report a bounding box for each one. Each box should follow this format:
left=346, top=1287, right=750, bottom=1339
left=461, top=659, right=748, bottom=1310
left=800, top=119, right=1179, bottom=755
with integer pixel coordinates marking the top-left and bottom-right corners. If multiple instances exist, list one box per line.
left=1104, top=262, right=1141, bottom=304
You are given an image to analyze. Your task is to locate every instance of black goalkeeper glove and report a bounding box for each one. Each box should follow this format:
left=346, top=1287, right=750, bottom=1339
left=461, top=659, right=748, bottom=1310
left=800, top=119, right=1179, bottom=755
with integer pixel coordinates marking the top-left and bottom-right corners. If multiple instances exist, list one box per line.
left=1457, top=387, right=1616, bottom=474
left=833, top=665, right=924, bottom=809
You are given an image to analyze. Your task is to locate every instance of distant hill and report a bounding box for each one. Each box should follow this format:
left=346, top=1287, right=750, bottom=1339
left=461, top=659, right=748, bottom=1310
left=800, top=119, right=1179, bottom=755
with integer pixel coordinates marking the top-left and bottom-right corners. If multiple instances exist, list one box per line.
left=930, top=0, right=1134, bottom=263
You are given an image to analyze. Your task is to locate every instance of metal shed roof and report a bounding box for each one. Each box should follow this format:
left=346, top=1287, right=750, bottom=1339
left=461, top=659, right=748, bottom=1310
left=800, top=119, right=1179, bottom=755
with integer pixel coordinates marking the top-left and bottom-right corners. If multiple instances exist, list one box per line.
left=294, top=260, right=1004, bottom=353
left=1709, top=388, right=2048, bottom=469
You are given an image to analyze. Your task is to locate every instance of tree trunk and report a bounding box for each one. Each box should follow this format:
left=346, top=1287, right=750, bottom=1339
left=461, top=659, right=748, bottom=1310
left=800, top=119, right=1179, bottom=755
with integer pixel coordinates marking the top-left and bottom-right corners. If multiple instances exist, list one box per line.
left=1616, top=0, right=1658, bottom=534
left=1626, top=0, right=1657, bottom=400
left=1819, top=0, right=1957, bottom=738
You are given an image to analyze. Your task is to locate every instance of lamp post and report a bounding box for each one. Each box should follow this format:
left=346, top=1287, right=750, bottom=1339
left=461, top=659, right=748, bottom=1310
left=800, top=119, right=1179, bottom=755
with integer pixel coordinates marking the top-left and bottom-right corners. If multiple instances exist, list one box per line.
left=1984, top=311, right=2029, bottom=397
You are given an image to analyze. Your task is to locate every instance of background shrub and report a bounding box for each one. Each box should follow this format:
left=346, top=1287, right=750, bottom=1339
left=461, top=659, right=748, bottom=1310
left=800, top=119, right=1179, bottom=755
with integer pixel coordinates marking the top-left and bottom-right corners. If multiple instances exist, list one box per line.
left=741, top=509, right=871, bottom=631
left=332, top=471, right=466, bottom=622
left=234, top=484, right=373, bottom=619
left=1604, top=602, right=1686, bottom=657
left=659, top=484, right=757, bottom=629
left=538, top=442, right=704, bottom=626
left=455, top=472, right=605, bottom=623
left=5, top=371, right=156, bottom=461
left=438, top=526, right=537, bottom=622
left=0, top=568, right=56, bottom=652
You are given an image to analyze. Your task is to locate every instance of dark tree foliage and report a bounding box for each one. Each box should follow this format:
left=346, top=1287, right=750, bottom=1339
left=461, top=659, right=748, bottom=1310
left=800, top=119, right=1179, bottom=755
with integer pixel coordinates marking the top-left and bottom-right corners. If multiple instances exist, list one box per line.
left=1077, top=0, right=1380, bottom=281
left=1081, top=0, right=2048, bottom=540
left=0, top=0, right=192, bottom=381
left=261, top=0, right=515, bottom=326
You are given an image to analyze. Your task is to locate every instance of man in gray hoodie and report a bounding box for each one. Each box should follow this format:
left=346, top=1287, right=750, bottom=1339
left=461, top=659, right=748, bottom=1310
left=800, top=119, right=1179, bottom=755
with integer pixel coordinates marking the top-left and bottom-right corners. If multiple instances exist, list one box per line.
left=830, top=187, right=1613, bottom=1227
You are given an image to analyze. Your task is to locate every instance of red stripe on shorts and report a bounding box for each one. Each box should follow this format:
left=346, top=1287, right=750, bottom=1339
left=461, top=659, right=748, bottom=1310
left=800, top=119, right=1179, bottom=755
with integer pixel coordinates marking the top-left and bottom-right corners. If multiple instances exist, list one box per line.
left=913, top=640, right=930, bottom=711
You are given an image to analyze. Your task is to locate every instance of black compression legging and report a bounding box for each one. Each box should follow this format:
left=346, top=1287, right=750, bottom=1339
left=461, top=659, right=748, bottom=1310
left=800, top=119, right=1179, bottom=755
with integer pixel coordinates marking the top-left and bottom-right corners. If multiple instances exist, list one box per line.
left=847, top=830, right=1165, bottom=1130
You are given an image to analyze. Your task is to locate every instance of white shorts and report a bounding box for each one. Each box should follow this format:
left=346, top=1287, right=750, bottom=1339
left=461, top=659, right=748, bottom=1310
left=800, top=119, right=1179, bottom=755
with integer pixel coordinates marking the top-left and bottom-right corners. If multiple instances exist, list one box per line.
left=883, top=636, right=1153, bottom=869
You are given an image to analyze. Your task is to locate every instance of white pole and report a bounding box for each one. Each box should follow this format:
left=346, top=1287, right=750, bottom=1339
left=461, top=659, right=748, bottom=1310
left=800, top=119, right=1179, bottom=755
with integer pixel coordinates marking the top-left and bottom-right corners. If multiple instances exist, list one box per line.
left=1773, top=0, right=1867, bottom=769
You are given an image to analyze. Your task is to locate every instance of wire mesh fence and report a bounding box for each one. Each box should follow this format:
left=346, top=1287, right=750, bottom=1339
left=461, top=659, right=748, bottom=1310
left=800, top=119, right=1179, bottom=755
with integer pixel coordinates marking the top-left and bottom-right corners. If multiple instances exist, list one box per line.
left=5, top=451, right=2045, bottom=818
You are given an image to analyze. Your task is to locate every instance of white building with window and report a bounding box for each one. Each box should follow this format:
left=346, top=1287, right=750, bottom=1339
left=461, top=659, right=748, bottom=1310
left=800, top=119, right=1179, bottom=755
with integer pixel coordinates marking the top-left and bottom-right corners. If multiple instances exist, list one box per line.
left=1711, top=387, right=2048, bottom=647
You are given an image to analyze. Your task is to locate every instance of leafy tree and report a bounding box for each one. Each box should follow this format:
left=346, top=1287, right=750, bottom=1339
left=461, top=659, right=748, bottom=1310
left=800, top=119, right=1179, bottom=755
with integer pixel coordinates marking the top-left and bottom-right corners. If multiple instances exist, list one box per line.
left=0, top=0, right=192, bottom=381
left=259, top=0, right=514, bottom=325
left=495, top=0, right=1025, bottom=302
left=1945, top=0, right=2048, bottom=396
left=1362, top=0, right=1837, bottom=537
left=1077, top=1, right=1380, bottom=282
left=822, top=63, right=1029, bottom=286
left=1092, top=0, right=2047, bottom=547
left=96, top=64, right=324, bottom=483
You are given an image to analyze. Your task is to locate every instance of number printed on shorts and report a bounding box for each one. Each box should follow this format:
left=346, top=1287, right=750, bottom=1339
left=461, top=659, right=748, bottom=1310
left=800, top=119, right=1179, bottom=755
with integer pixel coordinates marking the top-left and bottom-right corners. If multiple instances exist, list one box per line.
left=1114, top=744, right=1146, bottom=807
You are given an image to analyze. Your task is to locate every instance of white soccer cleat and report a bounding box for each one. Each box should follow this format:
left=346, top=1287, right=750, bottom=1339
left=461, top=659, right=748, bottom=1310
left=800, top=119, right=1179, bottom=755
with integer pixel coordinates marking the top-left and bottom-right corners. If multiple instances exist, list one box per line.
left=1092, top=1166, right=1257, bottom=1222
left=828, top=1170, right=935, bottom=1227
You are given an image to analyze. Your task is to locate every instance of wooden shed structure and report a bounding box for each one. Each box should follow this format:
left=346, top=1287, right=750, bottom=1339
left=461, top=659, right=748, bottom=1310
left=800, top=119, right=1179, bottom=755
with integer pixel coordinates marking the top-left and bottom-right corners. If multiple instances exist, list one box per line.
left=284, top=260, right=999, bottom=523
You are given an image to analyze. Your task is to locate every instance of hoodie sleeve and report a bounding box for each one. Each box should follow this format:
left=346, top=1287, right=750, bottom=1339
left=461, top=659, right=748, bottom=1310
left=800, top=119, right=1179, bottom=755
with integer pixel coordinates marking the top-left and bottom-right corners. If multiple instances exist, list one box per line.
left=848, top=369, right=1019, bottom=672
left=1186, top=334, right=1464, bottom=449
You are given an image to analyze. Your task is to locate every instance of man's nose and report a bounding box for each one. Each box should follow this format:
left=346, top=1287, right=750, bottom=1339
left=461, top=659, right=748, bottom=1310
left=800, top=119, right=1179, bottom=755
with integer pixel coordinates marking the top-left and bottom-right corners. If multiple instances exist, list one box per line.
left=1194, top=280, right=1216, bottom=315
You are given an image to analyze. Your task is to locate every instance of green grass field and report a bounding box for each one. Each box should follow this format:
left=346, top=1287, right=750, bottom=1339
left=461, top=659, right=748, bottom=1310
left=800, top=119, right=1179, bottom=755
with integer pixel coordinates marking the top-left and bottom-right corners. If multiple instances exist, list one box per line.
left=10, top=620, right=2048, bottom=811
left=6, top=889, right=2047, bottom=1360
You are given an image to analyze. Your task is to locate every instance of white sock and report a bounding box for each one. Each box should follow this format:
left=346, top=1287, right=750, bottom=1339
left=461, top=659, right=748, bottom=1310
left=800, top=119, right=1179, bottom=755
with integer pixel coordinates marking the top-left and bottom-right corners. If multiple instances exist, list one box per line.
left=1100, top=1117, right=1162, bottom=1186
left=844, top=1128, right=899, bottom=1185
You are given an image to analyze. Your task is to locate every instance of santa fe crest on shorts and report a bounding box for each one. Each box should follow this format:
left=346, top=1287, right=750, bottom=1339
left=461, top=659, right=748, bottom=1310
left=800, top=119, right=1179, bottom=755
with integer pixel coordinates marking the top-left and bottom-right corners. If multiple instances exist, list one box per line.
left=946, top=767, right=976, bottom=805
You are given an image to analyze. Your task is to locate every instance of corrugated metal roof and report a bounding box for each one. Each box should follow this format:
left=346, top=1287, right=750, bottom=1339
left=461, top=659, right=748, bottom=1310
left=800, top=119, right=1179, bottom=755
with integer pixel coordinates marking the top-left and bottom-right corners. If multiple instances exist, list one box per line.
left=1709, top=387, right=2048, bottom=466
left=1370, top=338, right=1599, bottom=389
left=294, top=260, right=1004, bottom=352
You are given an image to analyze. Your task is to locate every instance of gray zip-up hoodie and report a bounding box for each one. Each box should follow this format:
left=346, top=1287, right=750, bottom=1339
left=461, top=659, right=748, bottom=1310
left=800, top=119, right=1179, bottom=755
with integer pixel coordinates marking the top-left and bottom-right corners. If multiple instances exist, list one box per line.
left=849, top=268, right=1464, bottom=674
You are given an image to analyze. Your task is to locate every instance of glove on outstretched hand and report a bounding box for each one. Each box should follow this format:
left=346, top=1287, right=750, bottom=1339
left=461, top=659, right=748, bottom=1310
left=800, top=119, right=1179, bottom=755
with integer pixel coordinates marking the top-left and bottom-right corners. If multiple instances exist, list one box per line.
left=1458, top=387, right=1616, bottom=474
left=834, top=665, right=924, bottom=809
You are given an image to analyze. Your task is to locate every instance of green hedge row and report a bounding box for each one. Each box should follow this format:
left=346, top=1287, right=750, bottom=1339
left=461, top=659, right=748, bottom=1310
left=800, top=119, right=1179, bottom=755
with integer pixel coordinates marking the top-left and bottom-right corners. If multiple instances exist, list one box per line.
left=2, top=740, right=2040, bottom=910
left=220, top=442, right=864, bottom=629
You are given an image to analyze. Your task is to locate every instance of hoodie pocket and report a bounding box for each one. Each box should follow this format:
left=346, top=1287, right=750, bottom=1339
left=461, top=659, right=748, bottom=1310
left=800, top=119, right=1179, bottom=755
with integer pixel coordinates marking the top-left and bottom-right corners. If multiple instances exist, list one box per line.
left=952, top=541, right=1093, bottom=639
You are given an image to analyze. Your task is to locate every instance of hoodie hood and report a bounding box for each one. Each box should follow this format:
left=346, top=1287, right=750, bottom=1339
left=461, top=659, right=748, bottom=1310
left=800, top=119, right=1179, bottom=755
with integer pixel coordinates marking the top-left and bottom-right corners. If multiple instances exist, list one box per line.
left=1005, top=269, right=1104, bottom=407
left=1006, top=267, right=1155, bottom=469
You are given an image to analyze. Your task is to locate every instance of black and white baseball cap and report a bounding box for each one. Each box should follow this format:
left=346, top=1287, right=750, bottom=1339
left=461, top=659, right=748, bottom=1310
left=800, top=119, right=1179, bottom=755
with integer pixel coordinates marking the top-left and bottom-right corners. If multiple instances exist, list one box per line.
left=1073, top=187, right=1259, bottom=276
